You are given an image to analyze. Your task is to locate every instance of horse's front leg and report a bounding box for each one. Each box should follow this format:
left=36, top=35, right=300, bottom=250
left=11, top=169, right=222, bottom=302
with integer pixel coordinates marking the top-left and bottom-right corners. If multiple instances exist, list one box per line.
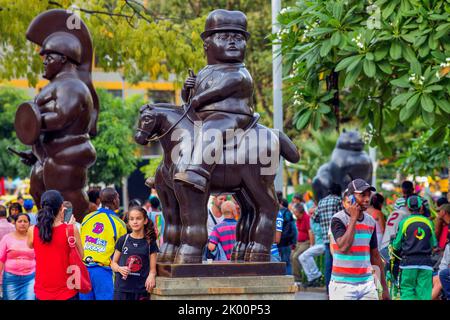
left=155, top=166, right=181, bottom=263
left=173, top=181, right=209, bottom=264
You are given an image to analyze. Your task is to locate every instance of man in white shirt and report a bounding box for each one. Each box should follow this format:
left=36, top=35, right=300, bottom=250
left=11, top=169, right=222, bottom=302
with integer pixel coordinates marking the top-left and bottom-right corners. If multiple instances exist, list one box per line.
left=207, top=195, right=226, bottom=236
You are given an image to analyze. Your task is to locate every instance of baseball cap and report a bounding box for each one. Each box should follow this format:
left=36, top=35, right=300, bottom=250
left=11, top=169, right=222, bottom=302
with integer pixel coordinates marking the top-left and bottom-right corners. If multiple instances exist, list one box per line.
left=347, top=179, right=376, bottom=194
left=407, top=195, right=422, bottom=211
left=23, top=199, right=34, bottom=210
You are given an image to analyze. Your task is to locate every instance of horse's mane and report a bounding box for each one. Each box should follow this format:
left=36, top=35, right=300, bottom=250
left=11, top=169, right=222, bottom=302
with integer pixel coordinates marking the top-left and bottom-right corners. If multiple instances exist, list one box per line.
left=150, top=103, right=184, bottom=113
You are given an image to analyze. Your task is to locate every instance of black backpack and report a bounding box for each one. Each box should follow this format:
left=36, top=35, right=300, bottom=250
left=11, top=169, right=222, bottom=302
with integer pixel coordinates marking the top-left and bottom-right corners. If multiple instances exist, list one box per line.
left=279, top=208, right=297, bottom=247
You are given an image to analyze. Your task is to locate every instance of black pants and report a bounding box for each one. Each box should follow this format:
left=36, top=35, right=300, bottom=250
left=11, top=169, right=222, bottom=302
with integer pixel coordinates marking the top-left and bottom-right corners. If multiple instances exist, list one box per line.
left=114, top=291, right=149, bottom=300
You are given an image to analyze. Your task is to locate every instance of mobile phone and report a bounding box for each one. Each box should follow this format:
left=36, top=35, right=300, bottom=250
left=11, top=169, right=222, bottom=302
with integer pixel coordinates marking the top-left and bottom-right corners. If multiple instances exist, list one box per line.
left=349, top=195, right=356, bottom=205
left=64, top=207, right=73, bottom=223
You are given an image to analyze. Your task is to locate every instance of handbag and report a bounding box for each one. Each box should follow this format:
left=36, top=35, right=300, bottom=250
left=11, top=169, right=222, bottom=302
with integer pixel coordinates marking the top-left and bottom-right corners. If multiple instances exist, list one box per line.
left=67, top=224, right=92, bottom=294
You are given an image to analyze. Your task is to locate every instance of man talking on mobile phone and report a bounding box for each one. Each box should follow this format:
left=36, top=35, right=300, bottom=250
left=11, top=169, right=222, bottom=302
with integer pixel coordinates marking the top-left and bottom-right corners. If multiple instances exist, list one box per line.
left=328, top=179, right=390, bottom=300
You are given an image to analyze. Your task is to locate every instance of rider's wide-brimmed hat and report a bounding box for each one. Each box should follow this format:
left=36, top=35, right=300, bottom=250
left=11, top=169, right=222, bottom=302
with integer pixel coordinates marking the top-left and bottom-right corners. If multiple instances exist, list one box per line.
left=201, top=9, right=250, bottom=40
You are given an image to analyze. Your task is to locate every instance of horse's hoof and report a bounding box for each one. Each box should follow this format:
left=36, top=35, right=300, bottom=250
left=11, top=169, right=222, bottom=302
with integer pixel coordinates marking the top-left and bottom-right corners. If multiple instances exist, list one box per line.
left=157, top=253, right=176, bottom=263
left=247, top=243, right=271, bottom=262
left=157, top=244, right=178, bottom=263
left=248, top=252, right=271, bottom=262
left=173, top=244, right=203, bottom=264
left=244, top=242, right=255, bottom=261
left=231, top=242, right=247, bottom=262
left=173, top=254, right=202, bottom=264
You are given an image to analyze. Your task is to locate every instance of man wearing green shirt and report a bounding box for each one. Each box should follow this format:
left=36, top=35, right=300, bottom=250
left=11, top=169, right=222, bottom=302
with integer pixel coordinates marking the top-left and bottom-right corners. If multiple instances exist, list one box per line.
left=392, top=195, right=437, bottom=300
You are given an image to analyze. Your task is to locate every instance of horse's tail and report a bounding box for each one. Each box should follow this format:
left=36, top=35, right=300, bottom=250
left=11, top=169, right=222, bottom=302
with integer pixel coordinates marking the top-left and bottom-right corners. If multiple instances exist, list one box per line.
left=279, top=131, right=300, bottom=163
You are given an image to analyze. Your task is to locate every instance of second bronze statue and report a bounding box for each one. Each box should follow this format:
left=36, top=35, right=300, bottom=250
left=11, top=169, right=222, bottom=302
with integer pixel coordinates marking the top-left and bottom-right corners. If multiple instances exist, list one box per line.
left=135, top=9, right=300, bottom=264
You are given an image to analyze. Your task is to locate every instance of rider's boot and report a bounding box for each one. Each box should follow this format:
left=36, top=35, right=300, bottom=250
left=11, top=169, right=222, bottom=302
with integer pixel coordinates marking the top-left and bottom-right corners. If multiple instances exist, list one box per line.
left=174, top=165, right=211, bottom=193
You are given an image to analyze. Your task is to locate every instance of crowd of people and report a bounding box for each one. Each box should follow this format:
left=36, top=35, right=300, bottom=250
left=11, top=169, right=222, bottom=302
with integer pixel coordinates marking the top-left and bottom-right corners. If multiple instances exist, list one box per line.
left=0, top=179, right=449, bottom=301
left=270, top=179, right=449, bottom=300
left=0, top=188, right=160, bottom=300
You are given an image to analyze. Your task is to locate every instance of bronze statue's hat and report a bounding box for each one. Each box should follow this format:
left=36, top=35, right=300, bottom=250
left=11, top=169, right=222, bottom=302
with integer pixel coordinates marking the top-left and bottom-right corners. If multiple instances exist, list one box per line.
left=40, top=32, right=82, bottom=65
left=26, top=9, right=99, bottom=137
left=201, top=9, right=250, bottom=40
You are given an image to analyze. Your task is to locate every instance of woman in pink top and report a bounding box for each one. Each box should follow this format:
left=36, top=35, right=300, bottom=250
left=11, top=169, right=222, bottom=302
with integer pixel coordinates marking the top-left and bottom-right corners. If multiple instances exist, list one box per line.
left=0, top=213, right=36, bottom=300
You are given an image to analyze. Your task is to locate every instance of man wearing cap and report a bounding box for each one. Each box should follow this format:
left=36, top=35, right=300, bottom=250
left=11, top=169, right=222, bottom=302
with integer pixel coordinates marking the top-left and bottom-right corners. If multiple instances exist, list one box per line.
left=173, top=9, right=254, bottom=192
left=329, top=179, right=389, bottom=300
left=23, top=199, right=37, bottom=225
left=392, top=195, right=438, bottom=300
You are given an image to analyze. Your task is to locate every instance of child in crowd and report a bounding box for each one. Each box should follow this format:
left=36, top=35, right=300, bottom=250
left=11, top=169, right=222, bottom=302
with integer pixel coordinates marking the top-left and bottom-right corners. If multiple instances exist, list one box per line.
left=111, top=207, right=158, bottom=300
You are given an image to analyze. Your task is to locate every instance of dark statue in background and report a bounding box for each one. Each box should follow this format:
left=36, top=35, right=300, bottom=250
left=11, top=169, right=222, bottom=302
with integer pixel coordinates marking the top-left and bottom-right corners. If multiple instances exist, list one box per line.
left=135, top=9, right=300, bottom=264
left=13, top=10, right=99, bottom=222
left=312, top=130, right=373, bottom=201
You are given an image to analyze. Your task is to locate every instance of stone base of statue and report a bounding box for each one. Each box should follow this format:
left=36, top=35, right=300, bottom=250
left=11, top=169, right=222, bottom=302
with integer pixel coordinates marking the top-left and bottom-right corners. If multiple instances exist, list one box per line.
left=151, top=262, right=296, bottom=300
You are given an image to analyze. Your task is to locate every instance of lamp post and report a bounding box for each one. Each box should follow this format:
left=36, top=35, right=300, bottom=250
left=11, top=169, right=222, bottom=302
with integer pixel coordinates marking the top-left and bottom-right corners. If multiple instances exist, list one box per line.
left=272, top=0, right=284, bottom=193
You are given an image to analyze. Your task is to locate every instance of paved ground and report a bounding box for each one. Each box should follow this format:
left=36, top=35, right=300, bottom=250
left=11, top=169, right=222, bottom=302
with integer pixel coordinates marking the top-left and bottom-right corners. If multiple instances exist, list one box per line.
left=294, top=287, right=328, bottom=300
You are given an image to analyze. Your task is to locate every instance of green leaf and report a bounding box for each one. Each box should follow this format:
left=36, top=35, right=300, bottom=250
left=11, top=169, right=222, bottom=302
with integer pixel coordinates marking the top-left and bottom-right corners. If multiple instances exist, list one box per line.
left=383, top=1, right=398, bottom=19
left=378, top=61, right=392, bottom=74
left=320, top=39, right=333, bottom=57
left=363, top=59, right=376, bottom=77
left=413, top=36, right=428, bottom=48
left=347, top=55, right=363, bottom=72
left=399, top=92, right=420, bottom=122
left=390, top=75, right=410, bottom=88
left=335, top=55, right=361, bottom=72
left=378, top=136, right=393, bottom=157
left=436, top=99, right=450, bottom=114
left=313, top=112, right=321, bottom=129
left=435, top=25, right=450, bottom=40
left=427, top=126, right=448, bottom=147
left=402, top=45, right=416, bottom=63
left=308, top=28, right=335, bottom=37
left=344, top=64, right=362, bottom=87
left=331, top=32, right=341, bottom=46
left=418, top=45, right=430, bottom=57
left=428, top=35, right=438, bottom=50
left=374, top=47, right=389, bottom=61
left=391, top=91, right=415, bottom=107
left=390, top=42, right=402, bottom=60
left=295, top=110, right=312, bottom=130
left=366, top=52, right=374, bottom=61
left=420, top=94, right=434, bottom=112
left=318, top=103, right=331, bottom=114
left=422, top=109, right=435, bottom=126
left=411, top=60, right=422, bottom=75
left=426, top=85, right=443, bottom=92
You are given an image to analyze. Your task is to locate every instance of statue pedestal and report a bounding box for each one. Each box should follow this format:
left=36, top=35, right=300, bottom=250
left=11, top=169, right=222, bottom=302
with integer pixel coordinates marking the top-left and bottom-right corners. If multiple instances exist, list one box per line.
left=151, top=262, right=296, bottom=300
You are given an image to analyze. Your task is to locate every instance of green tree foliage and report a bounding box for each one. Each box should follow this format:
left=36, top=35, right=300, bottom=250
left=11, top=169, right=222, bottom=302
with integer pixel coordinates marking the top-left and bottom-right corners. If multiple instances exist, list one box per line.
left=88, top=89, right=143, bottom=185
left=396, top=128, right=449, bottom=176
left=296, top=129, right=339, bottom=179
left=0, top=0, right=283, bottom=124
left=0, top=87, right=32, bottom=177
left=277, top=0, right=450, bottom=154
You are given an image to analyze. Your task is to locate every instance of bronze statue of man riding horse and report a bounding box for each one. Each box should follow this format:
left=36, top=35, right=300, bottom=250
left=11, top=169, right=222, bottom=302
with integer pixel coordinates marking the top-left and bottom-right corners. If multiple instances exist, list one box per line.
left=134, top=9, right=300, bottom=264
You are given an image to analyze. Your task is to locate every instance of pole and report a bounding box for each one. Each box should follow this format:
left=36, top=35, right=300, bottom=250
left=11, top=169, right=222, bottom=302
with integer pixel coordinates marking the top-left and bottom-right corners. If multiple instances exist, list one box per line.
left=369, top=146, right=377, bottom=188
left=121, top=76, right=129, bottom=211
left=272, top=0, right=283, bottom=193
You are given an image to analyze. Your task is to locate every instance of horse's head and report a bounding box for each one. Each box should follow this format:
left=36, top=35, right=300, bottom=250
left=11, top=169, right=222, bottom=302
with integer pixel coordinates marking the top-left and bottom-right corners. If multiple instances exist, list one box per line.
left=134, top=104, right=158, bottom=145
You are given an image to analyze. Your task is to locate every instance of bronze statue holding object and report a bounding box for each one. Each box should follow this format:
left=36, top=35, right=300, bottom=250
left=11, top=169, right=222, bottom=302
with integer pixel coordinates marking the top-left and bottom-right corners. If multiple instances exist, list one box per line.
left=13, top=10, right=98, bottom=222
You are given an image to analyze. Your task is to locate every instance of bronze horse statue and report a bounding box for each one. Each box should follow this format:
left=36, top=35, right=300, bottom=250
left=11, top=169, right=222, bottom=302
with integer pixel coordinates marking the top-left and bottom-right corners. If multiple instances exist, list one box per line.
left=135, top=103, right=300, bottom=263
